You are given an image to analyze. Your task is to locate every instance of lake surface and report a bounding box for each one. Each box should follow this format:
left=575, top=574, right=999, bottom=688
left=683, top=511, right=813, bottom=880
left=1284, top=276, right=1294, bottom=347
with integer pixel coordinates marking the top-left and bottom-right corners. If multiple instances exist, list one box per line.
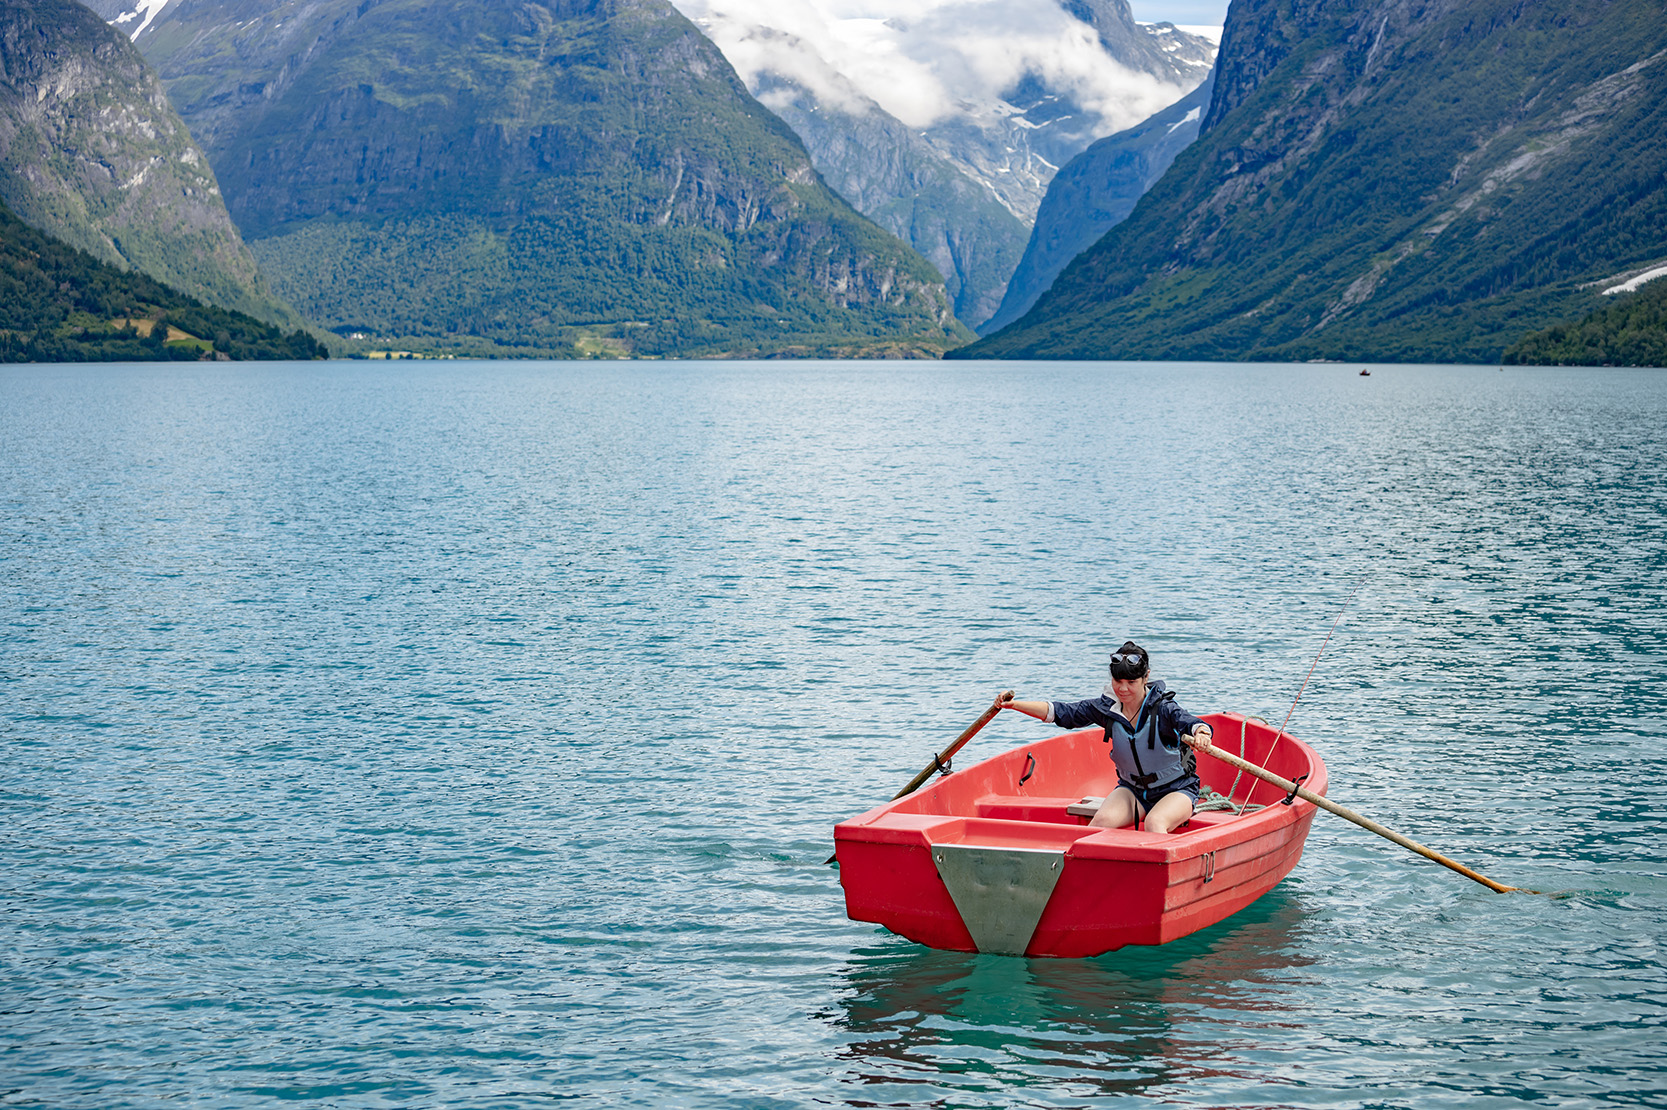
left=2, top=359, right=1664, bottom=1108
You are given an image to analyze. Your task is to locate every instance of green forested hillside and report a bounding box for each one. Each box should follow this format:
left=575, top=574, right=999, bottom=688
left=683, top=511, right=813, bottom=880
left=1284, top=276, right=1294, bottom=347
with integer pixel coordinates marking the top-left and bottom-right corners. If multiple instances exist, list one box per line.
left=1505, top=277, right=1667, bottom=368
left=960, top=0, right=1667, bottom=364
left=128, top=0, right=967, bottom=359
left=0, top=204, right=327, bottom=362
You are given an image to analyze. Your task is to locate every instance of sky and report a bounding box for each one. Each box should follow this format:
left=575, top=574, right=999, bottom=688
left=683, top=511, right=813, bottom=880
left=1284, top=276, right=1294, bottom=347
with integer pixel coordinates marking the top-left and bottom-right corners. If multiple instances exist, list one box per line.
left=1131, top=0, right=1230, bottom=25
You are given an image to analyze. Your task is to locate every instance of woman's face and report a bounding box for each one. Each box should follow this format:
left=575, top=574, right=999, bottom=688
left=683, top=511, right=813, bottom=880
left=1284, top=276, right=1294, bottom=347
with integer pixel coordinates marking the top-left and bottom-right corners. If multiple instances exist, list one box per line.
left=1111, top=675, right=1147, bottom=704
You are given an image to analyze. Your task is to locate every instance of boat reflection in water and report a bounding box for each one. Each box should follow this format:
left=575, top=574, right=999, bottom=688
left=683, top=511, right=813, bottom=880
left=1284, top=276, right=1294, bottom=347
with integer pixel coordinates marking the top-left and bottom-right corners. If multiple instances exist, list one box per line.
left=829, top=886, right=1316, bottom=1102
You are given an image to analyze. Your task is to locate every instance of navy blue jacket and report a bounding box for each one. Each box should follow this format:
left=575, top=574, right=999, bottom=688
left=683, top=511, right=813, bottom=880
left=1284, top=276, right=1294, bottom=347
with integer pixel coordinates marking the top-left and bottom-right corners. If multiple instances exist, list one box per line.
left=1050, top=680, right=1206, bottom=789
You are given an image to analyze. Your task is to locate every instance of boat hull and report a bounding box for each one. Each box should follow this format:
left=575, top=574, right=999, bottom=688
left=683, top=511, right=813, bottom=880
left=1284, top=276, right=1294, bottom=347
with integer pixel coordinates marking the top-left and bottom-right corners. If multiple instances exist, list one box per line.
left=834, top=713, right=1326, bottom=958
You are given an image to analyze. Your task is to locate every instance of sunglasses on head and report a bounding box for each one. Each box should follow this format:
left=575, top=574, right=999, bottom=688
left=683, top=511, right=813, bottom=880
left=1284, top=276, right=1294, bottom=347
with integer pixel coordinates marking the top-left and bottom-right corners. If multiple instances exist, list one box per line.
left=1109, top=652, right=1146, bottom=675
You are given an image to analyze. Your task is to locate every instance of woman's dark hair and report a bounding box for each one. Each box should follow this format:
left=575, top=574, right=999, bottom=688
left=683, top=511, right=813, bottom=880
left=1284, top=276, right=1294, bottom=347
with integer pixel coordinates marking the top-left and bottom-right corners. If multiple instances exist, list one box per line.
left=1109, top=641, right=1149, bottom=680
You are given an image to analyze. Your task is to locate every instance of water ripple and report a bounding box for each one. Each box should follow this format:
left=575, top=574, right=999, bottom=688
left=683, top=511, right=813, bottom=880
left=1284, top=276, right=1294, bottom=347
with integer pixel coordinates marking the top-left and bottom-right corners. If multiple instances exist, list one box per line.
left=2, top=360, right=1664, bottom=1107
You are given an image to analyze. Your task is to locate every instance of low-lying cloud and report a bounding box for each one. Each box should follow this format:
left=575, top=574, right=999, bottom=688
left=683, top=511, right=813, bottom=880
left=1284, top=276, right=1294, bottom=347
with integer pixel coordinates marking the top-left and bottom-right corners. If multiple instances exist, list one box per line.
left=674, top=0, right=1190, bottom=132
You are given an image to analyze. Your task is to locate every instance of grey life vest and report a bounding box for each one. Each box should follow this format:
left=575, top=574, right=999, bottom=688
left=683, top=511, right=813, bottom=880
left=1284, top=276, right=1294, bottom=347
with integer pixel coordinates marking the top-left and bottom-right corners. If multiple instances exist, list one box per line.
left=1105, top=690, right=1195, bottom=790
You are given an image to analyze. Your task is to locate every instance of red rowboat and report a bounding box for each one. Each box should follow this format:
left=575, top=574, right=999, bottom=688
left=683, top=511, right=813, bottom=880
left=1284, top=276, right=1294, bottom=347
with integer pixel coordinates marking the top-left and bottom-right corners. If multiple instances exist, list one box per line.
left=833, top=713, right=1327, bottom=958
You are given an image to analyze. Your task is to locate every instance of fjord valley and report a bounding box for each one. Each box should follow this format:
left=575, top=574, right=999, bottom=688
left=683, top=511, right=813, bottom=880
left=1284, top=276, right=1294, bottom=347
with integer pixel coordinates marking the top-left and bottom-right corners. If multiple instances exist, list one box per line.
left=6, top=3, right=1667, bottom=1106
left=63, top=0, right=1222, bottom=356
left=983, top=72, right=1214, bottom=336
left=962, top=0, right=1667, bottom=364
left=675, top=0, right=1217, bottom=330
left=8, top=0, right=1665, bottom=362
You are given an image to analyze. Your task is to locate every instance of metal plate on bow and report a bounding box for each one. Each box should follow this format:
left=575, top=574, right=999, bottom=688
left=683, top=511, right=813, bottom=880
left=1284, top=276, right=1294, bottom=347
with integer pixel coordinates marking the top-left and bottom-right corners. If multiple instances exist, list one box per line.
left=932, top=844, right=1066, bottom=956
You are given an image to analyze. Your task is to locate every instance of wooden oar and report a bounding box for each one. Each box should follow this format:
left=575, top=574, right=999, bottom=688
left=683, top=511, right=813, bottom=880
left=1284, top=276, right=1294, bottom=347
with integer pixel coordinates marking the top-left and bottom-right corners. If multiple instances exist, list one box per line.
left=826, top=691, right=1013, bottom=864
left=887, top=690, right=1014, bottom=801
left=1186, top=736, right=1534, bottom=894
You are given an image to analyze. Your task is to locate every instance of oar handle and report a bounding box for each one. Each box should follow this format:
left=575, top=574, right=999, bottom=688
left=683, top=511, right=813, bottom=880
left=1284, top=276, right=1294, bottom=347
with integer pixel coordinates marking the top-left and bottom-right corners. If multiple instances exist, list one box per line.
left=1187, top=736, right=1528, bottom=895
left=891, top=691, right=1014, bottom=799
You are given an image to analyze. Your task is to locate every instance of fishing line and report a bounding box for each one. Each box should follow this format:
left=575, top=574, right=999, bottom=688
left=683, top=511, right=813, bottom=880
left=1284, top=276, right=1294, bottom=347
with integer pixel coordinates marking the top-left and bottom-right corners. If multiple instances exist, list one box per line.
left=1238, top=576, right=1367, bottom=814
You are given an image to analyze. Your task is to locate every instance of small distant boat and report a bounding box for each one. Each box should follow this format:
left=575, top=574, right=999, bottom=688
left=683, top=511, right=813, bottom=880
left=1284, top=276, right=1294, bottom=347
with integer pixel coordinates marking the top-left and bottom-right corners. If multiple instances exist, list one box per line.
left=1358, top=367, right=1371, bottom=376
left=834, top=713, right=1326, bottom=958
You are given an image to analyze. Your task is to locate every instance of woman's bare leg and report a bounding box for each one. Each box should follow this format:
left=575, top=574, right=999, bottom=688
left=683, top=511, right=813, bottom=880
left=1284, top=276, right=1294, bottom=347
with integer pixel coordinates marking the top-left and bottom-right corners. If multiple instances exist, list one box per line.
left=1143, top=790, right=1196, bottom=835
left=1089, top=787, right=1141, bottom=829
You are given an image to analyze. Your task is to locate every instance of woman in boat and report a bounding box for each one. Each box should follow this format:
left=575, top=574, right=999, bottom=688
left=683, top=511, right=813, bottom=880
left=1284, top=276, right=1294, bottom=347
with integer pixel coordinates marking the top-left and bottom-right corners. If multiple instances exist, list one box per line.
left=997, top=641, right=1215, bottom=834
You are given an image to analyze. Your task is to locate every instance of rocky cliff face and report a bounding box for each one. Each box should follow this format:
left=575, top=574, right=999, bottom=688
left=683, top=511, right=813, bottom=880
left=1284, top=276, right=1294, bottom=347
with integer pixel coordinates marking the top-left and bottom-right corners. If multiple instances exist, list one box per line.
left=0, top=0, right=292, bottom=325
left=103, top=0, right=965, bottom=356
left=962, top=0, right=1667, bottom=363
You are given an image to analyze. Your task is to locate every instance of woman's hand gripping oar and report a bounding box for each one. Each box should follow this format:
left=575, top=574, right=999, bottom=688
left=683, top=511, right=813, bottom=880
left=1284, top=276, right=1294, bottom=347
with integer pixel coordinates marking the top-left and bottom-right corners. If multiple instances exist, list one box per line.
left=1185, top=734, right=1537, bottom=895
left=826, top=691, right=1014, bottom=865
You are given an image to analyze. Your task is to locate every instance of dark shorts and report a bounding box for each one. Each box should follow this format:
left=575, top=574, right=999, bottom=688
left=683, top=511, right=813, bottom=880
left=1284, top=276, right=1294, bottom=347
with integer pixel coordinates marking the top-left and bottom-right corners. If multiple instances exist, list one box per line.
left=1117, top=774, right=1201, bottom=815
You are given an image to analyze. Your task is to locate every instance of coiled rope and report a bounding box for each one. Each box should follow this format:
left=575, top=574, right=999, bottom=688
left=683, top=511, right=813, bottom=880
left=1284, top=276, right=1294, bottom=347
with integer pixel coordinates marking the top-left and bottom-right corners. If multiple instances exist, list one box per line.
left=1195, top=713, right=1268, bottom=812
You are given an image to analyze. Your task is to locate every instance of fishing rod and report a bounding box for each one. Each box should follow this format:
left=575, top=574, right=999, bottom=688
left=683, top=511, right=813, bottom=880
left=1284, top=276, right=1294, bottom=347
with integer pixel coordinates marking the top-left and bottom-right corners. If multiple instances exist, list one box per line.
left=1238, top=577, right=1365, bottom=813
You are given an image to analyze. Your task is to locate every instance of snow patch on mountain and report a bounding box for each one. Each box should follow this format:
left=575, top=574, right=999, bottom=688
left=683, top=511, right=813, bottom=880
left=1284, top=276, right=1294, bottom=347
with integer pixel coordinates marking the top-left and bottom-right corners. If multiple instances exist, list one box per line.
left=1171, top=24, right=1223, bottom=44
left=108, top=0, right=172, bottom=39
left=1602, top=264, right=1667, bottom=295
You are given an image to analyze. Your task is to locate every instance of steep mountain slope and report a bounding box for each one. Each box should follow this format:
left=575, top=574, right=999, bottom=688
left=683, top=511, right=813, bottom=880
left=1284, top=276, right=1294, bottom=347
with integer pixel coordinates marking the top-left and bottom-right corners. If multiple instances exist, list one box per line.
left=981, top=71, right=1212, bottom=336
left=742, top=61, right=1030, bottom=329
left=960, top=0, right=1667, bottom=364
left=0, top=0, right=295, bottom=326
left=104, top=0, right=966, bottom=357
left=0, top=201, right=325, bottom=362
left=674, top=0, right=1215, bottom=329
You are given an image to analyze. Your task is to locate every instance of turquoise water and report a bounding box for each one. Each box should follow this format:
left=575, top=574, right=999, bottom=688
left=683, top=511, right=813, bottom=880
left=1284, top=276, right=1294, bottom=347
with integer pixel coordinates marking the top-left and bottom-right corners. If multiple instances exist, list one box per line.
left=2, top=360, right=1664, bottom=1108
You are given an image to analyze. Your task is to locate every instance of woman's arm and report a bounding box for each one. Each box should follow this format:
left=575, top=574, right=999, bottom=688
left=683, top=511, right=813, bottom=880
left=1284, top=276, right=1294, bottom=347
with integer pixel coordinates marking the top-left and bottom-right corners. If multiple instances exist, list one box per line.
left=1161, top=697, right=1214, bottom=751
left=995, top=691, right=1052, bottom=722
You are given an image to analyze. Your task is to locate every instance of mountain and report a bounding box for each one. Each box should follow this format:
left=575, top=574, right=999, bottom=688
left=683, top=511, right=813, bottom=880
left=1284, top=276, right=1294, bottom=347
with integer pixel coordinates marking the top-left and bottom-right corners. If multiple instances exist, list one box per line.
left=981, top=71, right=1212, bottom=336
left=0, top=0, right=296, bottom=327
left=673, top=0, right=1215, bottom=329
left=1059, top=0, right=1215, bottom=83
left=98, top=0, right=968, bottom=358
left=0, top=201, right=327, bottom=361
left=959, top=0, right=1667, bottom=364
left=1505, top=270, right=1667, bottom=368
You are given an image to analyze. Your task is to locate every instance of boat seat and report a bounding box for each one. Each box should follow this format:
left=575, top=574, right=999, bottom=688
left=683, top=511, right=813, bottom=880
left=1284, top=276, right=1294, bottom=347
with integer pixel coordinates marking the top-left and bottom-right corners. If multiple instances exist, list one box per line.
left=972, top=796, right=1088, bottom=824
left=974, top=796, right=1251, bottom=827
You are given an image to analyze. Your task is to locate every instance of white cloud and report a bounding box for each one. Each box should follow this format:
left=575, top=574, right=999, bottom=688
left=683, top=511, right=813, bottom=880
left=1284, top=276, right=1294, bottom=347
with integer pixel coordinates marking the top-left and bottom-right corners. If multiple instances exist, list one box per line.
left=692, top=3, right=950, bottom=121
left=1130, top=0, right=1229, bottom=24
left=1173, top=24, right=1223, bottom=43
left=675, top=0, right=1189, bottom=131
